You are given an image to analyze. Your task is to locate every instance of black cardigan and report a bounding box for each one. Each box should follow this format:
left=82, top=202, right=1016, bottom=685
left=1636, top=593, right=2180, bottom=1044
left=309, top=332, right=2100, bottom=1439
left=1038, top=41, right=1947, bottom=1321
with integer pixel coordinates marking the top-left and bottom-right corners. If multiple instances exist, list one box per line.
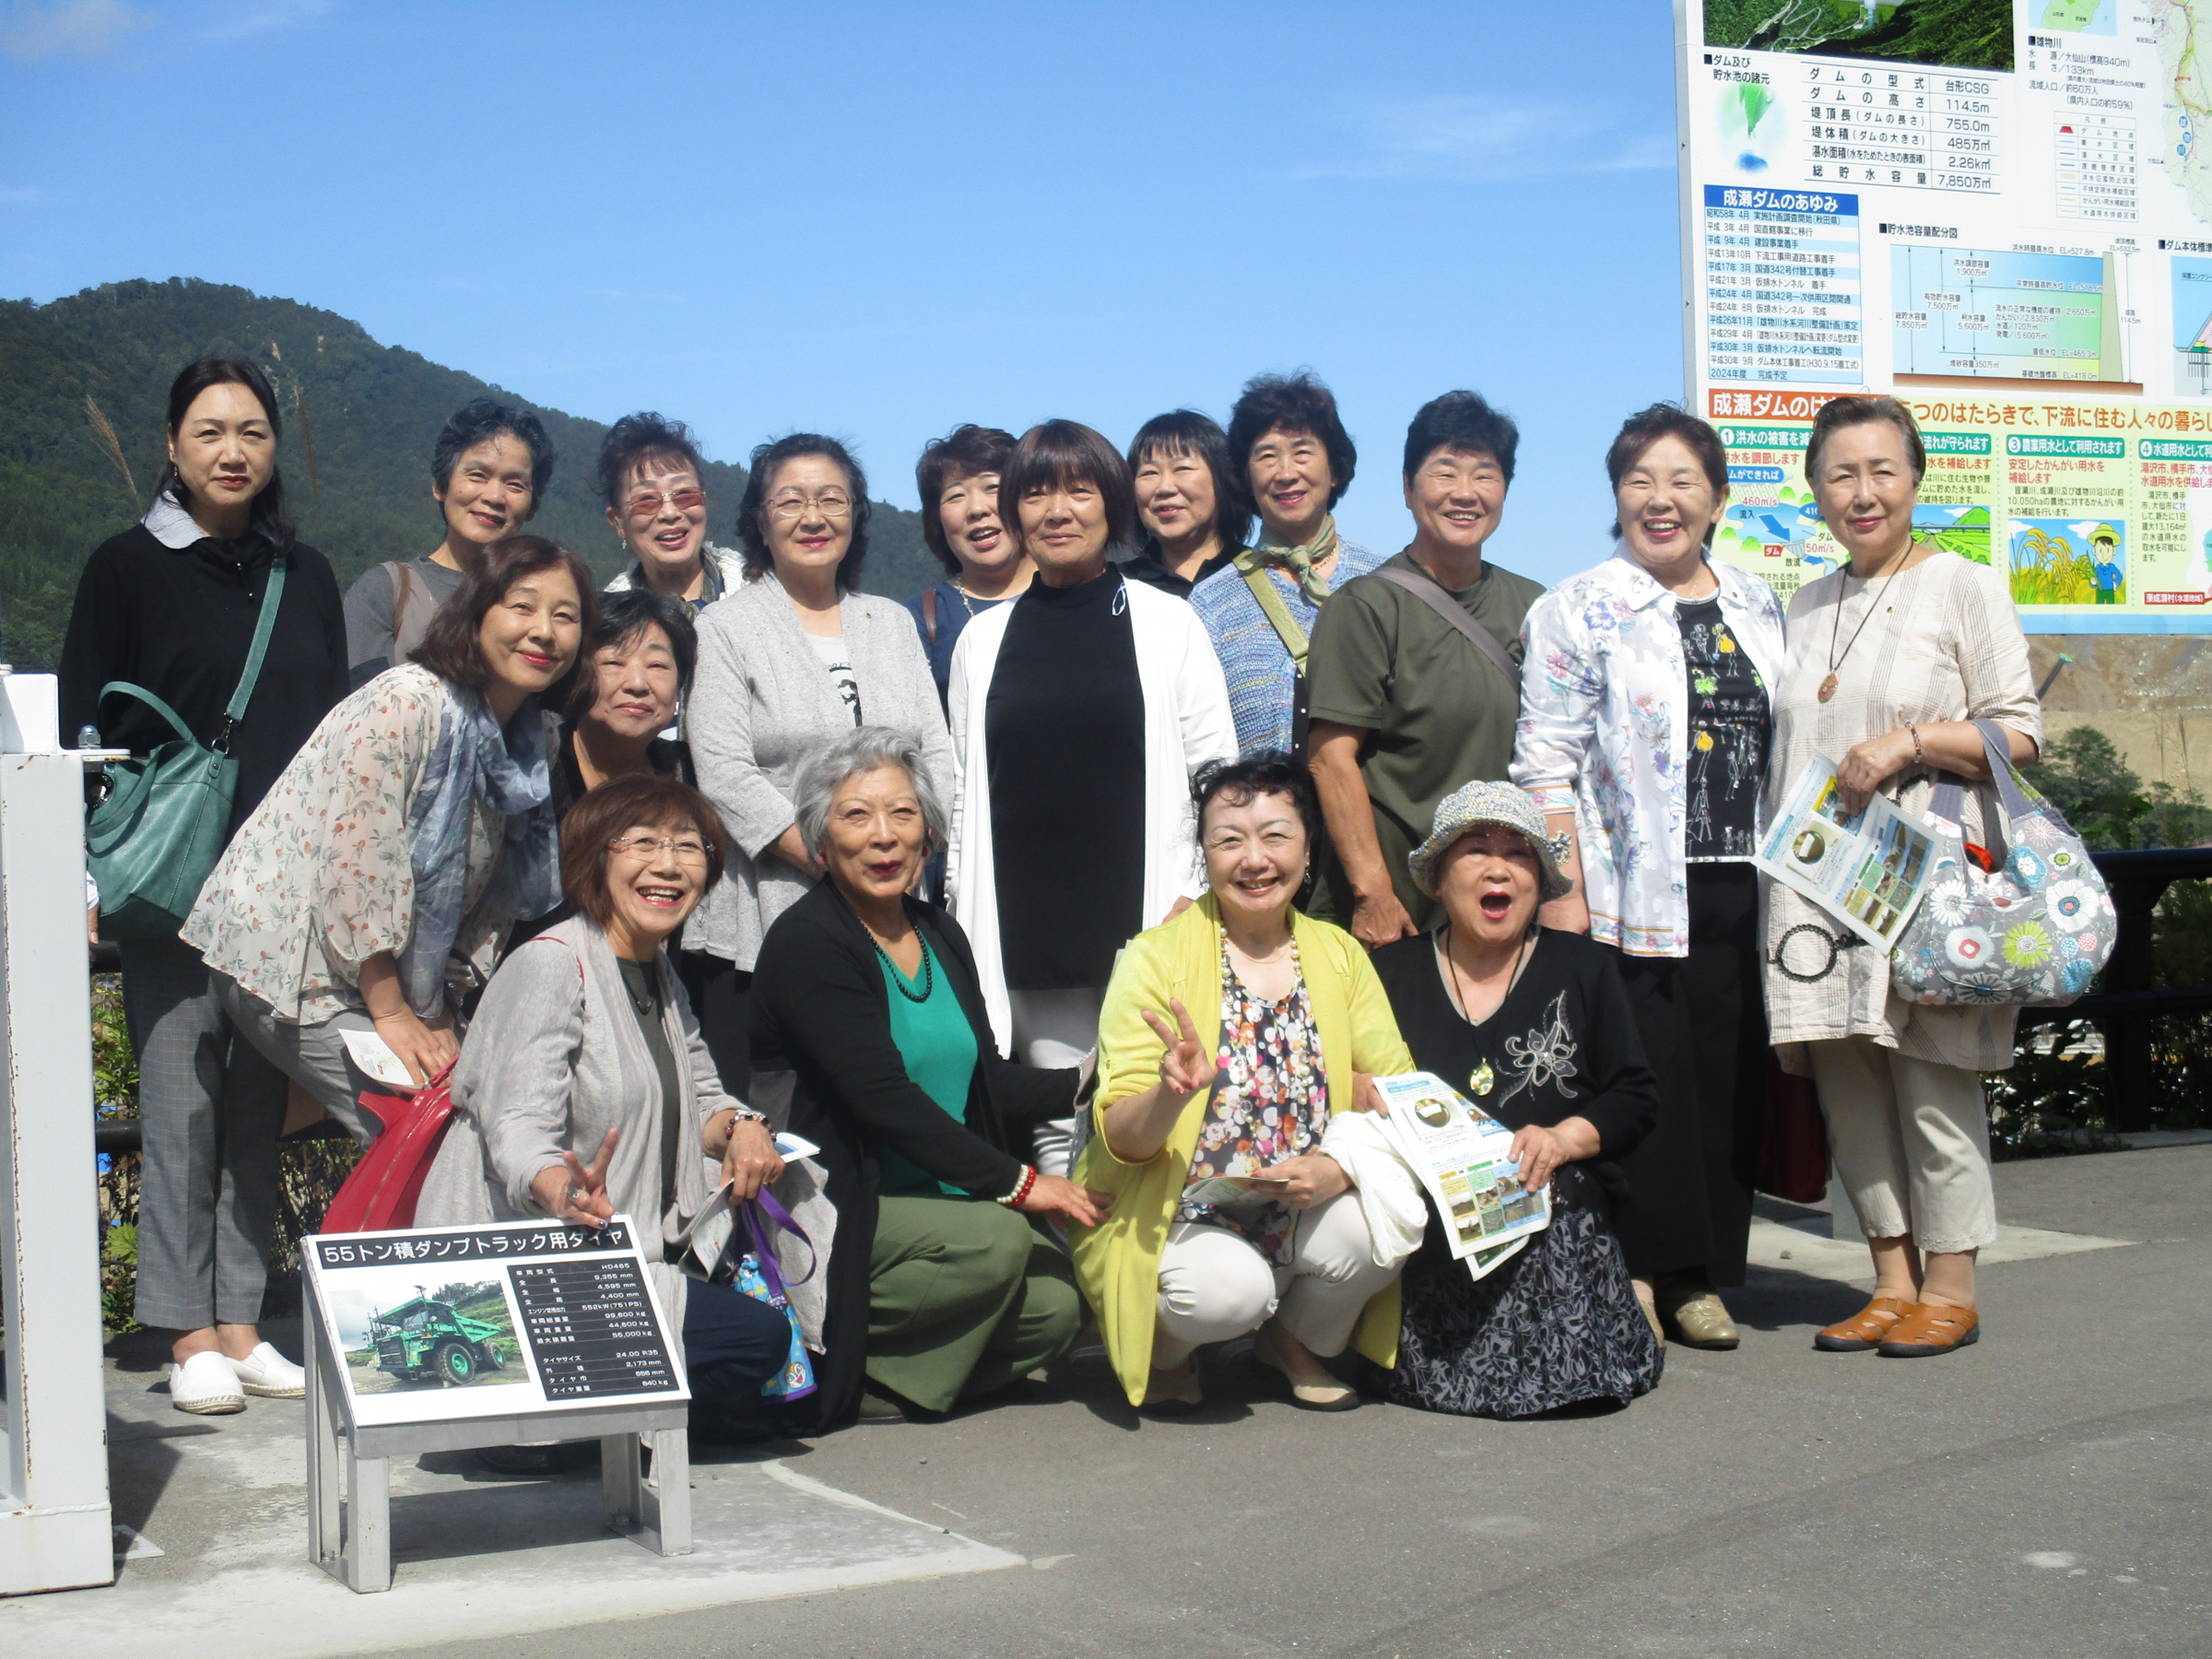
left=748, top=879, right=1076, bottom=1431
left=58, top=524, right=349, bottom=840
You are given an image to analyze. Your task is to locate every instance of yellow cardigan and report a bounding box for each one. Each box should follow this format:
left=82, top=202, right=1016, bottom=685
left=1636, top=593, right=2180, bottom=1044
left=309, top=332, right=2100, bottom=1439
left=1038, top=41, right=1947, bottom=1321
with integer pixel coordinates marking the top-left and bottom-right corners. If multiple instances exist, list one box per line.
left=1069, top=895, right=1418, bottom=1406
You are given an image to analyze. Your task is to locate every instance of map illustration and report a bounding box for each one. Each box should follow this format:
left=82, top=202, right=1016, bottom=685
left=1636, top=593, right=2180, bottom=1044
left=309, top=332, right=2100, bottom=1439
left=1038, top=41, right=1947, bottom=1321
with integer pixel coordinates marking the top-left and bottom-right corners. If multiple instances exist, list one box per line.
left=1702, top=0, right=2012, bottom=72
left=2040, top=0, right=2117, bottom=34
left=2154, top=0, right=2212, bottom=225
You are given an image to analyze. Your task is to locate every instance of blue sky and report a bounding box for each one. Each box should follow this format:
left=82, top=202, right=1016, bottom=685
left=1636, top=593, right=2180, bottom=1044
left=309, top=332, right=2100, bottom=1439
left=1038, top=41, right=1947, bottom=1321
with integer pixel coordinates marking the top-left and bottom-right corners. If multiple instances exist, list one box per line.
left=0, top=0, right=1685, bottom=583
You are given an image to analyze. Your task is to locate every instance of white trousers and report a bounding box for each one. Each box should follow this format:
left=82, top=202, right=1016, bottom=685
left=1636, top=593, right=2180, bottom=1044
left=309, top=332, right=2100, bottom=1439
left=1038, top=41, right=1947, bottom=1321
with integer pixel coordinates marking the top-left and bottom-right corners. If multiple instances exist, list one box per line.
left=1807, top=1035, right=1999, bottom=1257
left=1152, top=1192, right=1395, bottom=1369
left=1008, top=985, right=1103, bottom=1178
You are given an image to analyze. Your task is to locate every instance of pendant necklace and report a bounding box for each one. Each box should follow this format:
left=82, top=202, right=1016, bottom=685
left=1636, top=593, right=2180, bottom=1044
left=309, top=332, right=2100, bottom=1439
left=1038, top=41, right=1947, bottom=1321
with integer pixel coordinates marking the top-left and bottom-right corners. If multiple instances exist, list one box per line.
left=1441, top=925, right=1534, bottom=1097
left=1820, top=544, right=1914, bottom=702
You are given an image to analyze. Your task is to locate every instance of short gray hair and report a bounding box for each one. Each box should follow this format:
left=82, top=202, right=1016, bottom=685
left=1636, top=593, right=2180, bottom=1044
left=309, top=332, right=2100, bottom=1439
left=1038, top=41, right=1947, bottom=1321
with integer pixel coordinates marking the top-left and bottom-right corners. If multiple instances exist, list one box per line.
left=792, top=726, right=948, bottom=859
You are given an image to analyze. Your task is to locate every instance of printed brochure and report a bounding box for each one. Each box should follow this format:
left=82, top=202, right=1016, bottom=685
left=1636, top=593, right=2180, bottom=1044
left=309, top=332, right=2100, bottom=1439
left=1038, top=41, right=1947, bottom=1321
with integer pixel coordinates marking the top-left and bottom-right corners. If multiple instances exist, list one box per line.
left=1371, top=1072, right=1549, bottom=1281
left=1754, top=755, right=1939, bottom=947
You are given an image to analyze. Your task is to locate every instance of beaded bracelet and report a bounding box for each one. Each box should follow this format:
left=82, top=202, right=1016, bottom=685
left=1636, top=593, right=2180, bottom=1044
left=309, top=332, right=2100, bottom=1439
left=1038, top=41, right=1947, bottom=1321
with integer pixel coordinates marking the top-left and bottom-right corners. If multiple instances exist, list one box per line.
left=1908, top=723, right=1924, bottom=770
left=996, top=1164, right=1037, bottom=1207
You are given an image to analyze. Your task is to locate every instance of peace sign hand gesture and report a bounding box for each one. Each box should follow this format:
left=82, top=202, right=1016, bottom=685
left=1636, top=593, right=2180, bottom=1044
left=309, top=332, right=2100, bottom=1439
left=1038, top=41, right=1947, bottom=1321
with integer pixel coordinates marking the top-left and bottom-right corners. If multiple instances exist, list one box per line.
left=530, top=1127, right=619, bottom=1229
left=1139, top=999, right=1214, bottom=1100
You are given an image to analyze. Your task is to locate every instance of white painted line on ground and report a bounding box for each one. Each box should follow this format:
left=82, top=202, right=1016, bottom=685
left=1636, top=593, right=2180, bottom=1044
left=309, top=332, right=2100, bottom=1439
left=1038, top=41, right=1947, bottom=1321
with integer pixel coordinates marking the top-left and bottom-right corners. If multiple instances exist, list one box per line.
left=1747, top=1217, right=2132, bottom=1288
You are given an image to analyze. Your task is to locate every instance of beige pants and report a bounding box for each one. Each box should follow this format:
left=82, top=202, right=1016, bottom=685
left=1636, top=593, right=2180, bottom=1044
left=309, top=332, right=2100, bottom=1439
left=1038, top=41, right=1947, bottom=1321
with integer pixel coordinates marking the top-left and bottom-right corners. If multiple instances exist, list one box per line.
left=1151, top=1193, right=1396, bottom=1369
left=1806, top=1036, right=1998, bottom=1256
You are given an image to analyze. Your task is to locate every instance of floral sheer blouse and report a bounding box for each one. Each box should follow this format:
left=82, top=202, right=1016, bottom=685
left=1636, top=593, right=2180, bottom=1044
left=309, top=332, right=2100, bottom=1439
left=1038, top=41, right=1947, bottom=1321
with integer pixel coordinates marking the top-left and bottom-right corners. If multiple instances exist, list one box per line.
left=182, top=665, right=507, bottom=1025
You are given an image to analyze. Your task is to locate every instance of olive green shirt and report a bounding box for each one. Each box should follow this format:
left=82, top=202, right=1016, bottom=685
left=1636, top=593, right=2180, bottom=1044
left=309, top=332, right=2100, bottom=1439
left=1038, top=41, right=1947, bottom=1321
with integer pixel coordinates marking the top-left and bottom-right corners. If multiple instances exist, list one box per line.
left=1305, top=548, right=1544, bottom=931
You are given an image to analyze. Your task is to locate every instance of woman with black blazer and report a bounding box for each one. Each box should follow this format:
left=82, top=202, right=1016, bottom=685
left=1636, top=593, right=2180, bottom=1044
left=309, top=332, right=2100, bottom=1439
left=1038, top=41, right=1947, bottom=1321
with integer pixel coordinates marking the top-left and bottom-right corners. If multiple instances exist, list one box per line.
left=747, top=727, right=1110, bottom=1430
left=58, top=359, right=348, bottom=1416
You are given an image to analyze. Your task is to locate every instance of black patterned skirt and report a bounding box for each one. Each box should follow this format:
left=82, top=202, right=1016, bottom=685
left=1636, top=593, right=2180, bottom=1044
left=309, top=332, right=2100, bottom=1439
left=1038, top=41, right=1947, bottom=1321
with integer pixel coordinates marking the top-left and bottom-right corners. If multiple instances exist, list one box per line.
left=1381, top=1167, right=1663, bottom=1419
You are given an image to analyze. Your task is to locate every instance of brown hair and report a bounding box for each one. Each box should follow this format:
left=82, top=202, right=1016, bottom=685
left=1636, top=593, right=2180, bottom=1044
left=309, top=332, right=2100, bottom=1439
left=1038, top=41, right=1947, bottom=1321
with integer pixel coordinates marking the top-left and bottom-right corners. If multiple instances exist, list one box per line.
left=411, top=534, right=600, bottom=707
left=1604, top=403, right=1730, bottom=543
left=1804, top=394, right=1926, bottom=488
left=559, top=773, right=728, bottom=931
left=916, top=424, right=1017, bottom=572
left=999, top=419, right=1136, bottom=553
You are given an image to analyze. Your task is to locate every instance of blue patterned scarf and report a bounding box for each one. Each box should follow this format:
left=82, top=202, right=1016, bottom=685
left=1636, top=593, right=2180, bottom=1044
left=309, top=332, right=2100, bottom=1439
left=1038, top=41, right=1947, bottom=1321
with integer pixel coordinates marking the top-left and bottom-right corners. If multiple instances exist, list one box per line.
left=398, top=687, right=560, bottom=1016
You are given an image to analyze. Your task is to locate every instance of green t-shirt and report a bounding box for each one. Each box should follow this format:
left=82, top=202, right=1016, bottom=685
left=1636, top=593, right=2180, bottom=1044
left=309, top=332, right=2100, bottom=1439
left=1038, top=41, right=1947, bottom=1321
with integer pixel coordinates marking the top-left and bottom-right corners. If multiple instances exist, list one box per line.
left=875, top=937, right=982, bottom=1197
left=1304, top=548, right=1545, bottom=932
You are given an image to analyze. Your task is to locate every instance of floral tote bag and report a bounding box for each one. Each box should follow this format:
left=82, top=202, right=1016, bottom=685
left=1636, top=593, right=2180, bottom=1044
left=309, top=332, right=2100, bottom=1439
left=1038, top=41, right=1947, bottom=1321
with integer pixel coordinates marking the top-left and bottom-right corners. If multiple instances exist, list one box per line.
left=1890, top=719, right=2116, bottom=1006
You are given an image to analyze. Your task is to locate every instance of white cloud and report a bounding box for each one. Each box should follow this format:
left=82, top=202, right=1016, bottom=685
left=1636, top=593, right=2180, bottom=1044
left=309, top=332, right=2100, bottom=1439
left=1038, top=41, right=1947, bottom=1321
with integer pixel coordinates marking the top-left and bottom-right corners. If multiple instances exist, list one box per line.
left=0, top=0, right=153, bottom=61
left=0, top=186, right=41, bottom=203
left=202, top=0, right=335, bottom=41
left=1294, top=94, right=1676, bottom=182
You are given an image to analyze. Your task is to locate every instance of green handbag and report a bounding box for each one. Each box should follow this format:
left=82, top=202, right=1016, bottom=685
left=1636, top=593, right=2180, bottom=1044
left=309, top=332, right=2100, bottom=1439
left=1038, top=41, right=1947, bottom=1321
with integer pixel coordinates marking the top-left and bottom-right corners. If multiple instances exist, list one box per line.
left=87, top=558, right=287, bottom=940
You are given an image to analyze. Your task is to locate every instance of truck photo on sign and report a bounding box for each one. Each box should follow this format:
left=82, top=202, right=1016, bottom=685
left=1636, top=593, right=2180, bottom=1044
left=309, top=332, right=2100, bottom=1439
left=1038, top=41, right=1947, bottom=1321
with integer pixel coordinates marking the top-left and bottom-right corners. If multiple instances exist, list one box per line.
left=1675, top=0, right=2212, bottom=633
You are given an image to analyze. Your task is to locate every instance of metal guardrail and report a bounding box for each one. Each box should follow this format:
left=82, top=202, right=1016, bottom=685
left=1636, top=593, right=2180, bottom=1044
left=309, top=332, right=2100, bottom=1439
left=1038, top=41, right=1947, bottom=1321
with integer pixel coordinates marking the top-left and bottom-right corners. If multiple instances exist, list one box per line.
left=2018, top=846, right=2212, bottom=1134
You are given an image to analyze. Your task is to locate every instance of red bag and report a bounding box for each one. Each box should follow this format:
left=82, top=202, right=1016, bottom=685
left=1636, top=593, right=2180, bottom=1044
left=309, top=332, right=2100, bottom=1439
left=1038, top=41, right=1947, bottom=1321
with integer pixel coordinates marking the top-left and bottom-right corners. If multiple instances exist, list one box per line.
left=320, top=1063, right=458, bottom=1234
left=1755, top=1058, right=1829, bottom=1205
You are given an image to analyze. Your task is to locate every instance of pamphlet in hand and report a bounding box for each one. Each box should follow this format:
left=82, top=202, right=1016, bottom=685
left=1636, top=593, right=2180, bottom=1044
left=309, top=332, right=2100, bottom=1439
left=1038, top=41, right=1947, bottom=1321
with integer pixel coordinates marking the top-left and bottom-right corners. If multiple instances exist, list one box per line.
left=1754, top=755, right=1939, bottom=947
left=1179, top=1173, right=1290, bottom=1208
left=1371, top=1072, right=1549, bottom=1280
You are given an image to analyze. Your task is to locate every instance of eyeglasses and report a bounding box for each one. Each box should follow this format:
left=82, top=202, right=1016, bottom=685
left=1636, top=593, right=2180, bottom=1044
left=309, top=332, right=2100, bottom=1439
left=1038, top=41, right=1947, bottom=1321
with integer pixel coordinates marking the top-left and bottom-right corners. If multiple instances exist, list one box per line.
left=607, top=834, right=711, bottom=863
left=625, top=488, right=705, bottom=521
left=766, top=490, right=853, bottom=520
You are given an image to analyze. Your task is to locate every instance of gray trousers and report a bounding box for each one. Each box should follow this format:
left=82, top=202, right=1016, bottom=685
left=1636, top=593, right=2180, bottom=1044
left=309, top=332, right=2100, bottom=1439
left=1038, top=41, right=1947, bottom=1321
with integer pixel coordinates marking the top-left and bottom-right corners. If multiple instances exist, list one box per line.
left=212, top=975, right=388, bottom=1144
left=120, top=932, right=289, bottom=1330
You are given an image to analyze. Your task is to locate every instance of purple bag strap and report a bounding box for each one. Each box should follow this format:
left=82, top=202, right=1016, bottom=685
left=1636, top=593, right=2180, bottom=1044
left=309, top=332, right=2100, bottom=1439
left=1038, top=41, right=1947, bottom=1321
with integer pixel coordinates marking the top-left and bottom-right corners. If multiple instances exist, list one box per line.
left=739, top=1190, right=817, bottom=1297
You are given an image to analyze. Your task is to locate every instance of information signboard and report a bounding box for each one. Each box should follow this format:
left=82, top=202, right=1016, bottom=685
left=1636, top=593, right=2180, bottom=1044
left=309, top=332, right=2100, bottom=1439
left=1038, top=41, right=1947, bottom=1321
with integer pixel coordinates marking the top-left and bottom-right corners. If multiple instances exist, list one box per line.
left=1676, top=0, right=2212, bottom=630
left=302, top=1216, right=688, bottom=1430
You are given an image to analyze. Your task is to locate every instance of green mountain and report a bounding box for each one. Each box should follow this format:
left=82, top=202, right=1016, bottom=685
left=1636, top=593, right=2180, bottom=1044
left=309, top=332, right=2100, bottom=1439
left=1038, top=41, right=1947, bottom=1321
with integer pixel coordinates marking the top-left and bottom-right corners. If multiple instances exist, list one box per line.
left=1702, top=0, right=2013, bottom=73
left=0, top=277, right=939, bottom=670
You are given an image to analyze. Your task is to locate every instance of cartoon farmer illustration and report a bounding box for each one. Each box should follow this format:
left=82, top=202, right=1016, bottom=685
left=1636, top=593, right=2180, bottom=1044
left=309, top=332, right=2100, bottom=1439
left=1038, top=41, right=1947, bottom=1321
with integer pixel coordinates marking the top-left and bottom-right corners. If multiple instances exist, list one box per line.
left=2089, top=524, right=2124, bottom=605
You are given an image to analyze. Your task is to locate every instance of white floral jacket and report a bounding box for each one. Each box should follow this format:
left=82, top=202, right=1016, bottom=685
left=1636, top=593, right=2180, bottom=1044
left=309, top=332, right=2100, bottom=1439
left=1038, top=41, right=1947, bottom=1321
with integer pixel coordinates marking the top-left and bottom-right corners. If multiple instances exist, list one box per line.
left=1511, top=548, right=1787, bottom=958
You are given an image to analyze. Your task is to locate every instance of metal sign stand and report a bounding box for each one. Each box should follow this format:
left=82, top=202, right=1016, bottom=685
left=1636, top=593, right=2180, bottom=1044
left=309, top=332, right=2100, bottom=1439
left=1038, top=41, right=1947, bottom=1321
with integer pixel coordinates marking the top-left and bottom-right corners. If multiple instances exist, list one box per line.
left=302, top=1274, right=692, bottom=1594
left=0, top=733, right=116, bottom=1595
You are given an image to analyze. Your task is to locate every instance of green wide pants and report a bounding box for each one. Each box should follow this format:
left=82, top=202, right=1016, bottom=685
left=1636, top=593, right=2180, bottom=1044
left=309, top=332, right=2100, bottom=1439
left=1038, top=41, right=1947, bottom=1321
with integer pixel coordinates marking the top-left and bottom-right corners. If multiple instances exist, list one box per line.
left=867, top=1194, right=1082, bottom=1413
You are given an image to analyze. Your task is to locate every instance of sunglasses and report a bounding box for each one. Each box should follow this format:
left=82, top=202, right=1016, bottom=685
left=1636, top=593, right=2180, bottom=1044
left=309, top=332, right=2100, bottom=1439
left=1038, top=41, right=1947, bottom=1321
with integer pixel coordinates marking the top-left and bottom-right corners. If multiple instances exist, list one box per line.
left=625, top=488, right=705, bottom=521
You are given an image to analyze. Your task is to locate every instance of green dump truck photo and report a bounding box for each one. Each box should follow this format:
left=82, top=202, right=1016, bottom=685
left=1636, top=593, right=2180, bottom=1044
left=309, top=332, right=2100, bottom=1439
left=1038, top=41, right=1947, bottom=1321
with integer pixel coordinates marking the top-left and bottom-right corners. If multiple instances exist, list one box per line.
left=339, top=1278, right=524, bottom=1394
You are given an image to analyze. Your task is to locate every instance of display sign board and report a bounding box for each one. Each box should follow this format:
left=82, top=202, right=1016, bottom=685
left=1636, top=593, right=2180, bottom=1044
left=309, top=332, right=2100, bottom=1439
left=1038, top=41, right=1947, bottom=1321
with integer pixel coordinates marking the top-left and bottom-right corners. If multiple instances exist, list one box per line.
left=302, top=1216, right=688, bottom=1429
left=1675, top=0, right=2212, bottom=630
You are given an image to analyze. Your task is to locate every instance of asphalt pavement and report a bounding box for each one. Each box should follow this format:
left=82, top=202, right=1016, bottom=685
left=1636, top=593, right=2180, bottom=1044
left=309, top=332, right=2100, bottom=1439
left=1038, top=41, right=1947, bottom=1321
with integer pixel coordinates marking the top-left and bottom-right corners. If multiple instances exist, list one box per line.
left=11, top=1145, right=2206, bottom=1659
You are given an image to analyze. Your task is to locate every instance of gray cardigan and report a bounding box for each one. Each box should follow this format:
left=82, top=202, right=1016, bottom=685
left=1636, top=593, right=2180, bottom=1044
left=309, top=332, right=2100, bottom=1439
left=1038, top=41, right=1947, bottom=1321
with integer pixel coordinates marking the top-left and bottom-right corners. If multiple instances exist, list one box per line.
left=417, top=912, right=834, bottom=1345
left=683, top=571, right=954, bottom=971
left=417, top=915, right=731, bottom=1330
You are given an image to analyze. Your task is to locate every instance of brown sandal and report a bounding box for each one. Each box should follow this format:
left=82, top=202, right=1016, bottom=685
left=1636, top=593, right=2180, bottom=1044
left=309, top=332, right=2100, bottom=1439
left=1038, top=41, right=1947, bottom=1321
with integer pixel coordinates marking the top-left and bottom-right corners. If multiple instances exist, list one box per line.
left=1814, top=1296, right=1912, bottom=1352
left=1877, top=1301, right=1980, bottom=1358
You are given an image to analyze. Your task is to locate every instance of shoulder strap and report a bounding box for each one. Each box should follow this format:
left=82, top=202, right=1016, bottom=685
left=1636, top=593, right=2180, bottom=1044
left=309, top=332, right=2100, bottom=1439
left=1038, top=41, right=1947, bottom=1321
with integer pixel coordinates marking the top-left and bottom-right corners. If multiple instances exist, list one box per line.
left=390, top=560, right=415, bottom=643
left=96, top=680, right=198, bottom=746
left=1372, top=563, right=1519, bottom=690
left=218, top=556, right=288, bottom=746
left=1239, top=562, right=1311, bottom=667
left=922, top=584, right=938, bottom=643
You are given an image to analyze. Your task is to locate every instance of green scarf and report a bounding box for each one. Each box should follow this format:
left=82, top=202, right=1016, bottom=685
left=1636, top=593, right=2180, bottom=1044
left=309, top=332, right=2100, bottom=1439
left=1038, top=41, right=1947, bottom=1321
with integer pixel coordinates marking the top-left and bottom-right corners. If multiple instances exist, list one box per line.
left=1241, top=514, right=1340, bottom=605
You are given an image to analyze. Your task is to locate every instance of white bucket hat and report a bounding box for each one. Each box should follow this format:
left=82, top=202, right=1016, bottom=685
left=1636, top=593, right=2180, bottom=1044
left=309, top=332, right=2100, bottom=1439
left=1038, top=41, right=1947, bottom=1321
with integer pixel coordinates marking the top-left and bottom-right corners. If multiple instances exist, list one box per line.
left=1406, top=780, right=1574, bottom=901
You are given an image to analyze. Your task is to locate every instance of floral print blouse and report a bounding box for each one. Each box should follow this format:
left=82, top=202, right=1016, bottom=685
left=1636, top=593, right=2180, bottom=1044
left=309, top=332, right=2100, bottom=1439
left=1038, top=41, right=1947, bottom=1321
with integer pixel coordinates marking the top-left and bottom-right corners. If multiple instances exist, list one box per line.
left=1512, top=548, right=1787, bottom=958
left=182, top=665, right=509, bottom=1024
left=1178, top=937, right=1330, bottom=1263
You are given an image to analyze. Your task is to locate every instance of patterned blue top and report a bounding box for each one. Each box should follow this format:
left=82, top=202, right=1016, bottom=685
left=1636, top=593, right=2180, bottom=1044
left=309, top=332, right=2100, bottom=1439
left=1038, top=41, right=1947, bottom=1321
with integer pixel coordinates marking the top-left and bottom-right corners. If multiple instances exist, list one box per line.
left=1189, top=537, right=1390, bottom=757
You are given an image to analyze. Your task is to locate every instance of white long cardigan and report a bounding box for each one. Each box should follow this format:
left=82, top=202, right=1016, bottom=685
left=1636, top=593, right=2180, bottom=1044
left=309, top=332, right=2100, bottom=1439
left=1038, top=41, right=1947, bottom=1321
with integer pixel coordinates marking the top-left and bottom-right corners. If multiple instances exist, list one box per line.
left=945, top=575, right=1238, bottom=1053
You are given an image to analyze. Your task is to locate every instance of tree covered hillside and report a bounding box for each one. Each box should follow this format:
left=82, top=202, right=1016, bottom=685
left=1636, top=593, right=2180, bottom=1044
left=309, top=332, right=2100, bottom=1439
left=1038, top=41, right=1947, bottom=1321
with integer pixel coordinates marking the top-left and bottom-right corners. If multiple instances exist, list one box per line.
left=0, top=278, right=938, bottom=670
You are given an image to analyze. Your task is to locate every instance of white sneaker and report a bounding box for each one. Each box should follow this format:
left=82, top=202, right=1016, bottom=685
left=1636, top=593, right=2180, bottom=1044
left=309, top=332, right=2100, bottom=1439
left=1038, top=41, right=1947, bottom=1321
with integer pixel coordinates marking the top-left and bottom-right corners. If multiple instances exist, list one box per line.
left=168, top=1351, right=245, bottom=1415
left=229, top=1341, right=307, bottom=1398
